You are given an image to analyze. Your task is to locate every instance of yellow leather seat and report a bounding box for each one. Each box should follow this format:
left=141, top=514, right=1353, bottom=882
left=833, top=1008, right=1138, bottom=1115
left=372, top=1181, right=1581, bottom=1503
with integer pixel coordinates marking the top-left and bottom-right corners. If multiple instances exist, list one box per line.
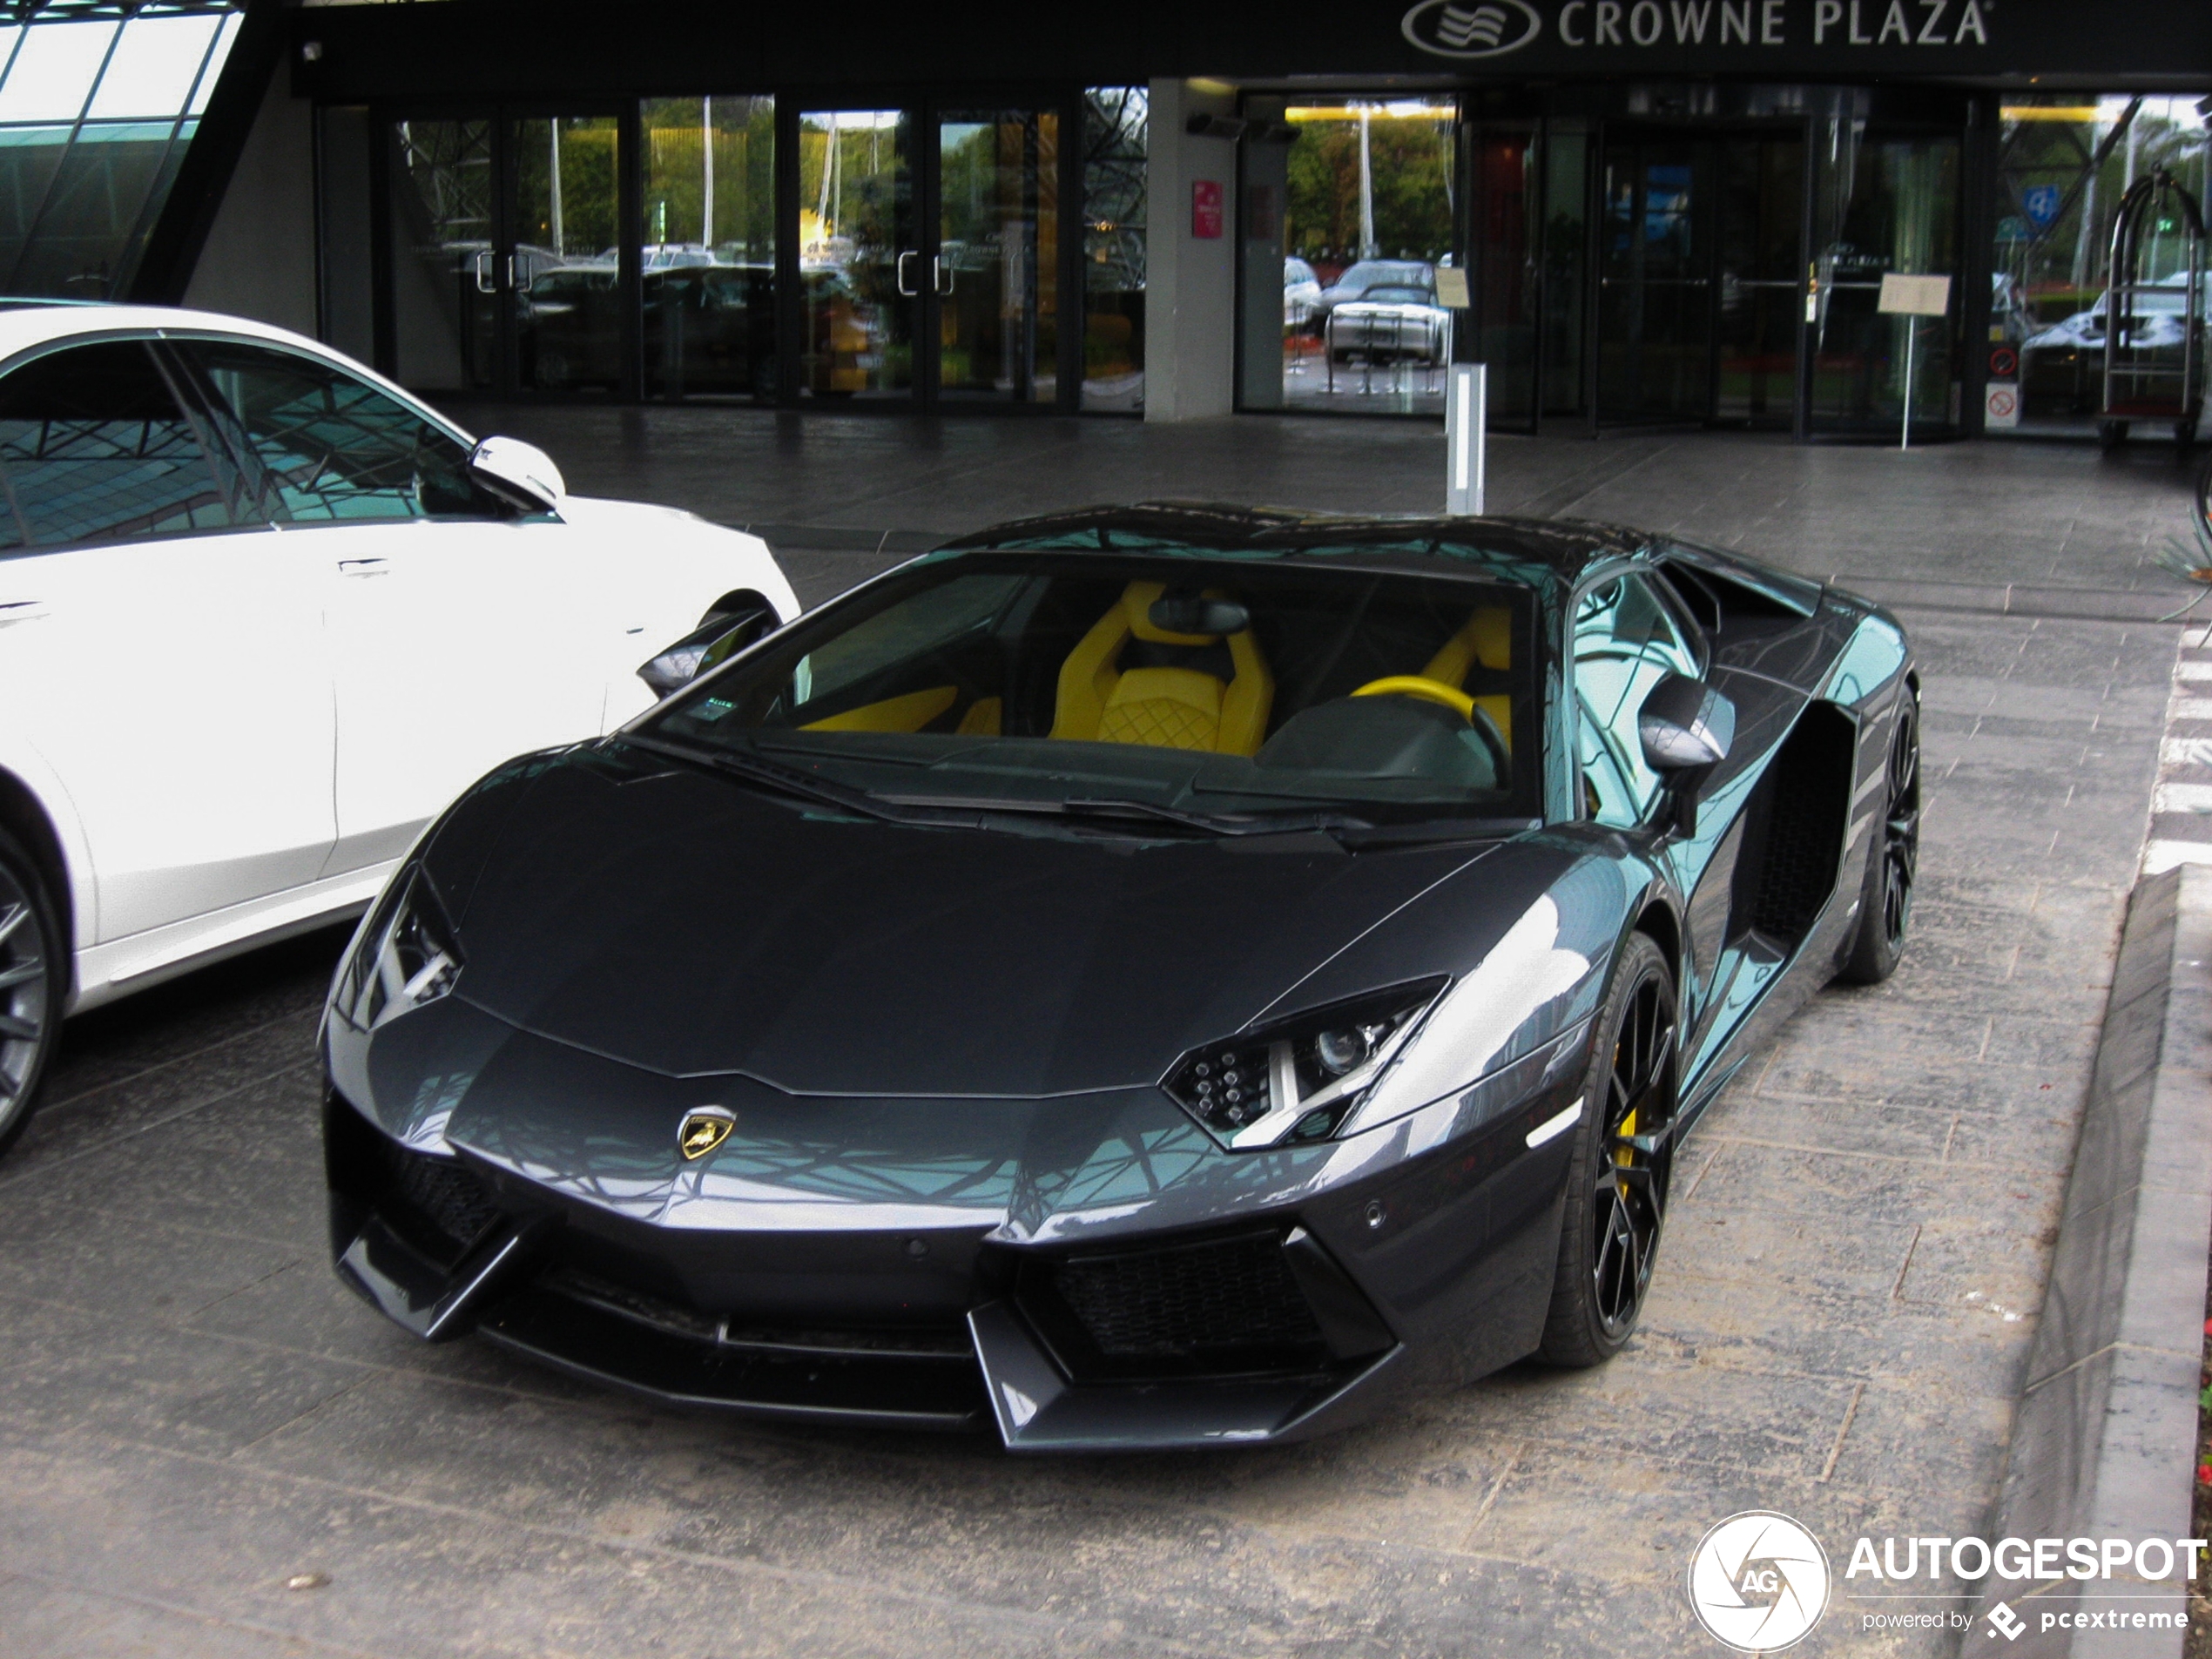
left=1420, top=606, right=1514, bottom=751
left=1051, top=580, right=1274, bottom=755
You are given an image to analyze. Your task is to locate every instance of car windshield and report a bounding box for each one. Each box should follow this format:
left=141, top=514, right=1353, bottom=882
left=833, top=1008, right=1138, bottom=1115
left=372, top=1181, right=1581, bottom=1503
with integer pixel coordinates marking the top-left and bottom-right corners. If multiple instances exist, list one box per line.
left=1357, top=287, right=1433, bottom=306
left=1339, top=261, right=1431, bottom=292
left=646, top=552, right=1543, bottom=826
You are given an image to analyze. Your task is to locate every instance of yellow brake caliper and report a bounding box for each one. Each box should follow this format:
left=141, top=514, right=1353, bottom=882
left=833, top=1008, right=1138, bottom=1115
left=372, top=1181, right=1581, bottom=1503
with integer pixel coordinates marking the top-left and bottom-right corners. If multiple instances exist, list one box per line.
left=1613, top=1040, right=1636, bottom=1197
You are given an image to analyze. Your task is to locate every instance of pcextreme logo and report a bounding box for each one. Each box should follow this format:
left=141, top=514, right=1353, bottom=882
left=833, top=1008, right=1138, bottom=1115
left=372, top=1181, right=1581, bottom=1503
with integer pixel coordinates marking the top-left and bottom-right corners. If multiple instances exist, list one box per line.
left=1689, top=1512, right=1831, bottom=1652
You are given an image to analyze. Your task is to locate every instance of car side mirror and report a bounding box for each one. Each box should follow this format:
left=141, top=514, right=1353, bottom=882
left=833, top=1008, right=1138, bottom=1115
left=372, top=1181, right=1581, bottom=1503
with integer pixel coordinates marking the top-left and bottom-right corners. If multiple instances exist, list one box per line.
left=1638, top=673, right=1735, bottom=772
left=469, top=435, right=566, bottom=513
left=1639, top=674, right=1735, bottom=839
left=637, top=603, right=780, bottom=698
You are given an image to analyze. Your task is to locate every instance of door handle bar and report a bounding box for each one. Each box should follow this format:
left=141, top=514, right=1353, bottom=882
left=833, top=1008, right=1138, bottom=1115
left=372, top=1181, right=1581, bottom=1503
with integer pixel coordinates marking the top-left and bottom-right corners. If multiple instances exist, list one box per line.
left=896, top=250, right=920, bottom=297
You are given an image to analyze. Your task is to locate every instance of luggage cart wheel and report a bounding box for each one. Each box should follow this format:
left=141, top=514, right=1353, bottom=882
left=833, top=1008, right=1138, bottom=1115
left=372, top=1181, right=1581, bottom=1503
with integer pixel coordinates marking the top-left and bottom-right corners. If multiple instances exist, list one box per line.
left=2098, top=419, right=2129, bottom=449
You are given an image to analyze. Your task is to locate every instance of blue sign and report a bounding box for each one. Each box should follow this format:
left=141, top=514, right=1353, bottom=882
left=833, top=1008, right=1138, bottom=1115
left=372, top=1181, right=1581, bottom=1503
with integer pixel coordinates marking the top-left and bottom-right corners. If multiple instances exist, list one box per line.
left=2023, top=185, right=2063, bottom=231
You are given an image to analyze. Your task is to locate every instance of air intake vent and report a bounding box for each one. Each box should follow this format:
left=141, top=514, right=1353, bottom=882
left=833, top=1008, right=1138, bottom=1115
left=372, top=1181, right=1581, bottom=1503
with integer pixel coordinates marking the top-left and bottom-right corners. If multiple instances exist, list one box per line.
left=1021, top=1230, right=1332, bottom=1379
left=378, top=1137, right=502, bottom=1255
left=1746, top=703, right=1853, bottom=944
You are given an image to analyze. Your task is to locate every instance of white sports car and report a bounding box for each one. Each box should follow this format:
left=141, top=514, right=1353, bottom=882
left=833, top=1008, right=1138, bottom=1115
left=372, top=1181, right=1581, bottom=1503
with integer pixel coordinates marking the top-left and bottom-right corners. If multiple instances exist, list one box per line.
left=0, top=303, right=798, bottom=1154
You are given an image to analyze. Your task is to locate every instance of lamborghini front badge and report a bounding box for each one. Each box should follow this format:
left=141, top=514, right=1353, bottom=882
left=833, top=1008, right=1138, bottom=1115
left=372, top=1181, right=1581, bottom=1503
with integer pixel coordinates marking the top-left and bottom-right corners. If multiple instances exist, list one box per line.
left=678, top=1106, right=736, bottom=1161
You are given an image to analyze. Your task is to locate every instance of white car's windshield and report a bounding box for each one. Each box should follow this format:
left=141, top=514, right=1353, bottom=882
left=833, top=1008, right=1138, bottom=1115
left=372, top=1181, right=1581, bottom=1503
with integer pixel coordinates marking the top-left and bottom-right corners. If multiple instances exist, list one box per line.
left=648, top=553, right=1543, bottom=825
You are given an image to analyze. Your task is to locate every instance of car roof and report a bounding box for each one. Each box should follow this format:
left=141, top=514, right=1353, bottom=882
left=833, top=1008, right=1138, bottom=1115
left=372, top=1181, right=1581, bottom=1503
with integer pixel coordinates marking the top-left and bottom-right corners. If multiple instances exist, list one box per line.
left=0, top=300, right=479, bottom=445
left=934, top=502, right=1652, bottom=594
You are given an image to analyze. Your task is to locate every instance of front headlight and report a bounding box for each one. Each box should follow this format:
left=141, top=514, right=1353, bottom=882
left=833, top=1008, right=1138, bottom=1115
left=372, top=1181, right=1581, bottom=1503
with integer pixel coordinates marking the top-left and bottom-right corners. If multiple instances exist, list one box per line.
left=334, top=866, right=463, bottom=1032
left=1162, top=979, right=1447, bottom=1150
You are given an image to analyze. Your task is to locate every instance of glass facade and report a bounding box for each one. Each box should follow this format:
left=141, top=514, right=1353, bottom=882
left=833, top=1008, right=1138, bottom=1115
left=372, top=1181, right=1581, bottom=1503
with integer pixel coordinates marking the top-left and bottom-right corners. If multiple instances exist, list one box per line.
left=1082, top=88, right=1146, bottom=413
left=1242, top=97, right=1459, bottom=415
left=0, top=4, right=242, bottom=299
left=798, top=107, right=911, bottom=401
left=1994, top=95, right=2212, bottom=437
left=641, top=97, right=776, bottom=400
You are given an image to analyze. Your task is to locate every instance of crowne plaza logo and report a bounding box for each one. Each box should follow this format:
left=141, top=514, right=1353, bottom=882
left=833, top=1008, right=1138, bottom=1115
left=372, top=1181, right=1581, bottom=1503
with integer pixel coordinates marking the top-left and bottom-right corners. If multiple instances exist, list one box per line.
left=1401, top=0, right=1542, bottom=56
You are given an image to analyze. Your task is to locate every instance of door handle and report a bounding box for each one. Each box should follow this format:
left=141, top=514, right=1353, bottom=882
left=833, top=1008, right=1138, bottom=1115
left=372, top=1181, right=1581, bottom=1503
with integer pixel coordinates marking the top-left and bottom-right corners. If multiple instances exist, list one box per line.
left=504, top=253, right=516, bottom=292
left=472, top=251, right=496, bottom=295
left=934, top=255, right=954, bottom=297
left=896, top=251, right=920, bottom=297
left=0, top=599, right=46, bottom=627
left=337, top=558, right=390, bottom=578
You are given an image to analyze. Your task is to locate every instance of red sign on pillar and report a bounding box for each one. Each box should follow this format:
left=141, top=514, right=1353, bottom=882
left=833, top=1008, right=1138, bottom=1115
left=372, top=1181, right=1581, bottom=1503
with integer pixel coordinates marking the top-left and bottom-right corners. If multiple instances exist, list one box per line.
left=1191, top=179, right=1224, bottom=239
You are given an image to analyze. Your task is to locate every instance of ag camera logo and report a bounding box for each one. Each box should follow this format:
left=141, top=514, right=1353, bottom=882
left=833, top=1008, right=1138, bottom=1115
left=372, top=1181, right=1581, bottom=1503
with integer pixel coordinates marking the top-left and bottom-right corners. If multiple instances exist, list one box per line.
left=1689, top=1511, right=1831, bottom=1652
left=1401, top=0, right=1543, bottom=57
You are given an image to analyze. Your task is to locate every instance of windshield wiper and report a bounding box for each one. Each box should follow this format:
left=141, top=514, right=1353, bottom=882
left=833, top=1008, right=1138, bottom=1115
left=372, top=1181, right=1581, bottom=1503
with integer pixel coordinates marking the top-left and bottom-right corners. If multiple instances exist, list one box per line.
left=628, top=733, right=913, bottom=824
left=873, top=792, right=1367, bottom=838
left=1063, top=796, right=1370, bottom=836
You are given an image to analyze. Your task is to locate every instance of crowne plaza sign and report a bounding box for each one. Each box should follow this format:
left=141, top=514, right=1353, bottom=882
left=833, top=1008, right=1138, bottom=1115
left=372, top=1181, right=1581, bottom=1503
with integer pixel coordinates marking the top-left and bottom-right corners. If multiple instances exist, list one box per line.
left=1393, top=0, right=2203, bottom=72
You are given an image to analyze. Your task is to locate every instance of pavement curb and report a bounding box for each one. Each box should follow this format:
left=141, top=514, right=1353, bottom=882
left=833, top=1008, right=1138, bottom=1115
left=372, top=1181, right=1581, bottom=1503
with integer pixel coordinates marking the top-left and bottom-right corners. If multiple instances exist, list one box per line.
left=1973, top=864, right=2212, bottom=1656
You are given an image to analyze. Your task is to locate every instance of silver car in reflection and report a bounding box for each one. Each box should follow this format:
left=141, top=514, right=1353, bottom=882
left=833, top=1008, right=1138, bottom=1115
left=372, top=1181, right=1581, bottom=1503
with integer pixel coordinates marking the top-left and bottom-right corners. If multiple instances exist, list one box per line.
left=1326, top=284, right=1451, bottom=366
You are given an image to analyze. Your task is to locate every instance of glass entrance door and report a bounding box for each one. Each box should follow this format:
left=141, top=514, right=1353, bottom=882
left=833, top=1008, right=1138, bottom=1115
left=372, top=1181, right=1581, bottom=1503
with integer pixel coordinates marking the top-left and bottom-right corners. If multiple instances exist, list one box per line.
left=799, top=107, right=914, bottom=401
left=388, top=117, right=496, bottom=394
left=1598, top=138, right=1715, bottom=422
left=795, top=102, right=1062, bottom=407
left=512, top=114, right=624, bottom=395
left=935, top=107, right=1061, bottom=405
left=383, top=110, right=625, bottom=398
left=1716, top=138, right=1804, bottom=424
left=1591, top=128, right=1808, bottom=428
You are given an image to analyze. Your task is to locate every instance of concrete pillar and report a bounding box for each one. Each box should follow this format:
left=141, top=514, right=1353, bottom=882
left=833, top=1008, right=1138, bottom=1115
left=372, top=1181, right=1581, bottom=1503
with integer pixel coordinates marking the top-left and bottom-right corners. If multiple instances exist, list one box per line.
left=182, top=72, right=318, bottom=337
left=1238, top=96, right=1289, bottom=411
left=1143, top=78, right=1238, bottom=423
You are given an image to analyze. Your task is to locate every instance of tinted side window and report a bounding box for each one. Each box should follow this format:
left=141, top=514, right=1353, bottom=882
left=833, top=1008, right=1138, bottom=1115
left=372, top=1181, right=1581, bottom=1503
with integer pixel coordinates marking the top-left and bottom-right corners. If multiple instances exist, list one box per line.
left=184, top=341, right=487, bottom=522
left=0, top=340, right=236, bottom=548
left=1572, top=574, right=1703, bottom=827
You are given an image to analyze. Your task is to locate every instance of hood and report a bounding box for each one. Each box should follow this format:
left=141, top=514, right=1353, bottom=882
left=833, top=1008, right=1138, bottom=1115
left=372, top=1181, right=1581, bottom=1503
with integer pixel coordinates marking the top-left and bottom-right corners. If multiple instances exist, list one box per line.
left=432, top=747, right=1492, bottom=1097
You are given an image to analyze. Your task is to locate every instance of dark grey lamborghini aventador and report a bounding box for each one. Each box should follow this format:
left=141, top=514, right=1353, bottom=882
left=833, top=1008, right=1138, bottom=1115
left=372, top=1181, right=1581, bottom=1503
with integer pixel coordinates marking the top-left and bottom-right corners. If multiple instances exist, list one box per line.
left=322, top=504, right=1918, bottom=1451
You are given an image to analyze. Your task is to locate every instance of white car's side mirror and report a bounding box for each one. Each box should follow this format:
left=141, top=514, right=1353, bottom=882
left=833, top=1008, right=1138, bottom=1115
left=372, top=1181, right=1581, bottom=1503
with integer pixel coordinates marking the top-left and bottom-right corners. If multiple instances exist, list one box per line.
left=469, top=435, right=566, bottom=513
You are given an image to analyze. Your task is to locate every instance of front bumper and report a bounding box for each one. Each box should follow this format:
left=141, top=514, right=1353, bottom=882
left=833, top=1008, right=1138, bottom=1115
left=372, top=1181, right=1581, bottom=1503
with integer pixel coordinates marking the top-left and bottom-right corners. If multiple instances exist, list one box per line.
left=328, top=1090, right=1401, bottom=1447
left=324, top=996, right=1582, bottom=1450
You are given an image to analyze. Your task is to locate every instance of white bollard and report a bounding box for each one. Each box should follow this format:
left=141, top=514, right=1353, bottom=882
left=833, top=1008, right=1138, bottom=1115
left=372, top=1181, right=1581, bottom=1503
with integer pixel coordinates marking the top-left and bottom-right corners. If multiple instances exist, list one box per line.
left=1446, top=361, right=1487, bottom=516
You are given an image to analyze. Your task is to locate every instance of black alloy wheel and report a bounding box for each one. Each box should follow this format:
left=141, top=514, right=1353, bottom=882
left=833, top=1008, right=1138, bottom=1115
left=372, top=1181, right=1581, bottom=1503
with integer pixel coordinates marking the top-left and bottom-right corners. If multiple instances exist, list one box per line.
left=1839, top=696, right=1920, bottom=985
left=0, top=826, right=61, bottom=1160
left=1538, top=933, right=1678, bottom=1366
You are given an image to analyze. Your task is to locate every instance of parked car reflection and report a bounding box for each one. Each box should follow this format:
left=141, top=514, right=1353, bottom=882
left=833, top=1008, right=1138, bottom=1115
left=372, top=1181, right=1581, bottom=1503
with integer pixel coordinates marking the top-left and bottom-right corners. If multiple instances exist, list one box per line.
left=2024, top=280, right=2206, bottom=353
left=1284, top=257, right=1322, bottom=334
left=522, top=261, right=870, bottom=398
left=1314, top=260, right=1438, bottom=326
left=1325, top=284, right=1449, bottom=366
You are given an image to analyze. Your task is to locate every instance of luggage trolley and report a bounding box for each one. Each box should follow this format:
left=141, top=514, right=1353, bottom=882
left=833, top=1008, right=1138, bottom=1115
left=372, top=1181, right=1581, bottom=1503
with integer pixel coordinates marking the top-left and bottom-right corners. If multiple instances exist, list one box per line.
left=2097, top=168, right=2205, bottom=448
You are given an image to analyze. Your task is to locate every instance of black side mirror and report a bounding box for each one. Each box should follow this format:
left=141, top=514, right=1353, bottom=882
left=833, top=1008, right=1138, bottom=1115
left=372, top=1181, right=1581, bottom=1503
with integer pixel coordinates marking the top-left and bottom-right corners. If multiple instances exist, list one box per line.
left=1639, top=673, right=1735, bottom=772
left=637, top=604, right=779, bottom=698
left=1639, top=674, right=1735, bottom=839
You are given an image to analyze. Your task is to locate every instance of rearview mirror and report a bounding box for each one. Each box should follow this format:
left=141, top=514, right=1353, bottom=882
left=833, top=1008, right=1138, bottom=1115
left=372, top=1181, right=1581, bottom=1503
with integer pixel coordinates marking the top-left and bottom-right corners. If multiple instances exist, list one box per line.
left=1638, top=673, right=1735, bottom=772
left=469, top=435, right=566, bottom=513
left=1149, top=596, right=1250, bottom=637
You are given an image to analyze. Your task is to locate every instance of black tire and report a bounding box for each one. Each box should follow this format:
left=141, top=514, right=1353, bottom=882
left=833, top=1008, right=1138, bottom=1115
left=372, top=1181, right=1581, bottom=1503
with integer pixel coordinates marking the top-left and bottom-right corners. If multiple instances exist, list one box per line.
left=1536, top=932, right=1678, bottom=1367
left=0, top=826, right=64, bottom=1161
left=1838, top=694, right=1920, bottom=986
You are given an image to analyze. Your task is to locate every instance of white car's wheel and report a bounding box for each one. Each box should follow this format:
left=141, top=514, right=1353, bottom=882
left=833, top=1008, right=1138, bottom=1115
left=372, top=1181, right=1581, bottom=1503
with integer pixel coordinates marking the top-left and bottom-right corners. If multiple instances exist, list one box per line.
left=0, top=826, right=62, bottom=1159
